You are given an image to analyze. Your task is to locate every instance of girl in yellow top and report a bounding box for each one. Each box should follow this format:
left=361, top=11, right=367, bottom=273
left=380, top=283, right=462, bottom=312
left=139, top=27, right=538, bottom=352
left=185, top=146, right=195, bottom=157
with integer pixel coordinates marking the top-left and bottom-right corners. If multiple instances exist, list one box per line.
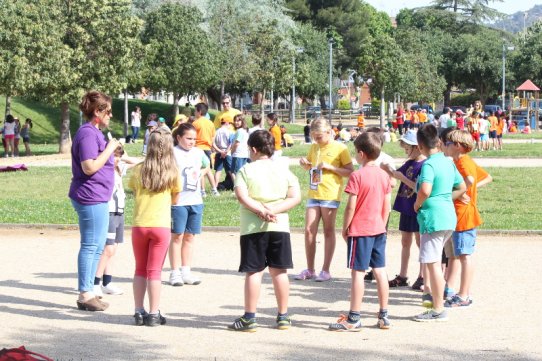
left=296, top=118, right=354, bottom=281
left=267, top=113, right=282, bottom=158
left=129, top=127, right=181, bottom=327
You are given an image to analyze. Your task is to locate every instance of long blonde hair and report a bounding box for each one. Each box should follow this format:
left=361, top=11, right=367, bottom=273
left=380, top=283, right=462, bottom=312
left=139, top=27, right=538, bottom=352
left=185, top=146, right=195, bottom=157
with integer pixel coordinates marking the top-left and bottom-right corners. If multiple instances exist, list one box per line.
left=140, top=127, right=178, bottom=192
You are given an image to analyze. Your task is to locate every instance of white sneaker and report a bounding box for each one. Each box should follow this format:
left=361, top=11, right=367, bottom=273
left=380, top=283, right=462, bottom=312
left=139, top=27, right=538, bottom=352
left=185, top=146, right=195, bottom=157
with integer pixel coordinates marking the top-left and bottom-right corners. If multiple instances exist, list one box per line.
left=101, top=283, right=123, bottom=295
left=93, top=284, right=103, bottom=298
left=182, top=273, right=201, bottom=285
left=211, top=189, right=220, bottom=196
left=169, top=271, right=184, bottom=286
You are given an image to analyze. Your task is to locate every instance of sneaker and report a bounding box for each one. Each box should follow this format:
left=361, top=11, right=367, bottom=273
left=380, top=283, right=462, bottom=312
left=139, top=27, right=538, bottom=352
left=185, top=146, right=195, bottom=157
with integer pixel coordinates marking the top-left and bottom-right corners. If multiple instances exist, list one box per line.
left=377, top=312, right=391, bottom=330
left=211, top=189, right=220, bottom=196
left=315, top=270, right=331, bottom=282
left=145, top=311, right=166, bottom=327
left=134, top=311, right=148, bottom=326
left=444, top=287, right=455, bottom=301
left=294, top=269, right=316, bottom=280
left=388, top=275, right=409, bottom=287
left=276, top=315, right=291, bottom=330
left=101, top=283, right=123, bottom=295
left=328, top=314, right=362, bottom=332
left=422, top=293, right=433, bottom=308
left=413, top=309, right=449, bottom=322
left=93, top=284, right=103, bottom=298
left=411, top=276, right=424, bottom=291
left=364, top=270, right=376, bottom=283
left=182, top=273, right=201, bottom=285
left=201, top=190, right=207, bottom=198
left=444, top=294, right=473, bottom=308
left=169, top=271, right=184, bottom=286
left=228, top=317, right=258, bottom=332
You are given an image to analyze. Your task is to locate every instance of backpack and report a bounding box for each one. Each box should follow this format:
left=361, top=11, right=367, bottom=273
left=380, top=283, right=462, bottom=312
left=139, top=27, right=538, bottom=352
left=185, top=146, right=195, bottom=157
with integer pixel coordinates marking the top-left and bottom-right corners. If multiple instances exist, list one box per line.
left=0, top=346, right=53, bottom=361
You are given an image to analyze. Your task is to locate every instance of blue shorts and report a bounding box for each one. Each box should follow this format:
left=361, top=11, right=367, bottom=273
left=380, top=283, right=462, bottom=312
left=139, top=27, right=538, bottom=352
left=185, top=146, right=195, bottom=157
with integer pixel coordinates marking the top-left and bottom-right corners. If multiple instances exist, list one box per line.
left=480, top=133, right=489, bottom=141
left=451, top=228, right=476, bottom=256
left=231, top=157, right=249, bottom=174
left=489, top=130, right=497, bottom=139
left=399, top=213, right=419, bottom=233
left=347, top=233, right=387, bottom=271
left=214, top=154, right=232, bottom=171
left=306, top=199, right=340, bottom=209
left=171, top=205, right=204, bottom=235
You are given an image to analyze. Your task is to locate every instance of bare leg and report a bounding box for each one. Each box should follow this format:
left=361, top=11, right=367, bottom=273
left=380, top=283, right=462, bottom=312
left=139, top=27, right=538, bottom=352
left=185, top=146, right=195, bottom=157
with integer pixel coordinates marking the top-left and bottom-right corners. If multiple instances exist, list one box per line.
left=399, top=231, right=414, bottom=278
left=415, top=232, right=422, bottom=277
left=147, top=279, right=162, bottom=314
left=422, top=264, right=431, bottom=294
left=214, top=170, right=222, bottom=187
left=244, top=271, right=264, bottom=313
left=133, top=275, right=147, bottom=310
left=372, top=267, right=389, bottom=310
left=304, top=206, right=321, bottom=271
left=458, top=254, right=474, bottom=299
left=95, top=244, right=117, bottom=278
left=320, top=207, right=338, bottom=273
left=269, top=267, right=289, bottom=314
left=181, top=233, right=195, bottom=267
left=445, top=256, right=460, bottom=290
left=349, top=269, right=365, bottom=312
left=169, top=233, right=183, bottom=270
left=426, top=262, right=445, bottom=311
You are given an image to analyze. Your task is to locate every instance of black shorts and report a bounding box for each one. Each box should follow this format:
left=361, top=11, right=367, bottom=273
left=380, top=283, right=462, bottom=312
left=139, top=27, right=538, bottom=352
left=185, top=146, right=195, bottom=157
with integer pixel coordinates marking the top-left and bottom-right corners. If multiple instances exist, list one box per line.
left=239, top=232, right=293, bottom=272
left=399, top=213, right=420, bottom=233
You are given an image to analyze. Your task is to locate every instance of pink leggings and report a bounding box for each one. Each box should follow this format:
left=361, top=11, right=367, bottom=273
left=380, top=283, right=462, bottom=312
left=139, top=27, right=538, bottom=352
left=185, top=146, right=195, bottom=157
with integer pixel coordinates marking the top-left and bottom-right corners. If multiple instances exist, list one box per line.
left=132, top=227, right=170, bottom=280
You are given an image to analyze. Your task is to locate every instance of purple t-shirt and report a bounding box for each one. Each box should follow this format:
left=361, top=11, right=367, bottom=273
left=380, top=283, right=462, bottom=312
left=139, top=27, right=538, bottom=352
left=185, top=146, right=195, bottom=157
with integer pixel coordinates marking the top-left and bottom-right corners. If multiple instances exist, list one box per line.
left=69, top=122, right=114, bottom=204
left=392, top=159, right=425, bottom=216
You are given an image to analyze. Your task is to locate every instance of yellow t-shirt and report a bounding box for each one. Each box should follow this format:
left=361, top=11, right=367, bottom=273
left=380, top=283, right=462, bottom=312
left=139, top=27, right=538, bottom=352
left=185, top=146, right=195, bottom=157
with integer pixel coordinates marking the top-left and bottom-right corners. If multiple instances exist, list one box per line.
left=306, top=141, right=352, bottom=201
left=128, top=165, right=181, bottom=228
left=213, top=108, right=242, bottom=129
left=193, top=116, right=215, bottom=150
left=270, top=125, right=282, bottom=151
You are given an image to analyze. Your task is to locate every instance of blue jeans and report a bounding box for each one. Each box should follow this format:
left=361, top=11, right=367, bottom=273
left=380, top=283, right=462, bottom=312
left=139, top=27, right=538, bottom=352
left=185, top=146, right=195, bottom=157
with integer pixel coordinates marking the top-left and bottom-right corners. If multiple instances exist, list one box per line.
left=132, top=126, right=140, bottom=141
left=71, top=199, right=109, bottom=292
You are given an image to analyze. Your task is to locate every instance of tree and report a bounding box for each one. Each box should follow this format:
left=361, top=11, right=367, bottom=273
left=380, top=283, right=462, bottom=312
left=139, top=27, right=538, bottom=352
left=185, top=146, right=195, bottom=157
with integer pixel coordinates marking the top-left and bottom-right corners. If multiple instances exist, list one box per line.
left=430, top=0, right=504, bottom=23
left=141, top=3, right=220, bottom=119
left=511, top=22, right=542, bottom=90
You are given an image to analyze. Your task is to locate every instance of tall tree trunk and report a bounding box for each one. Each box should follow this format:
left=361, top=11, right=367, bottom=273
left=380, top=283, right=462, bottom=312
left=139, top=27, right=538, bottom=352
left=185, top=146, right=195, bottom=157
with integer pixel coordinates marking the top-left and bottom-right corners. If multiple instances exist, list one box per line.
left=220, top=81, right=225, bottom=110
left=444, top=84, right=452, bottom=107
left=4, top=94, right=11, bottom=120
left=380, top=87, right=386, bottom=128
left=172, top=93, right=180, bottom=121
left=123, top=89, right=129, bottom=139
left=59, top=102, right=71, bottom=154
left=261, top=89, right=266, bottom=120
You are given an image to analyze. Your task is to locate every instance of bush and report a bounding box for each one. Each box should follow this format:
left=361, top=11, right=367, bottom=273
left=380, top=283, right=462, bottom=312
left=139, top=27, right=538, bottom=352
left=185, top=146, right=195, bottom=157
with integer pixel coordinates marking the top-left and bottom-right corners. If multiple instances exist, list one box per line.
left=337, top=99, right=350, bottom=110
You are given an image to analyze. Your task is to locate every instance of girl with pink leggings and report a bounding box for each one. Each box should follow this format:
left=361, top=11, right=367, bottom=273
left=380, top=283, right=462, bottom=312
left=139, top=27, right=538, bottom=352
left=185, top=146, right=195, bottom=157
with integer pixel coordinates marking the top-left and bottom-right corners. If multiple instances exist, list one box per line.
left=128, top=127, right=181, bottom=327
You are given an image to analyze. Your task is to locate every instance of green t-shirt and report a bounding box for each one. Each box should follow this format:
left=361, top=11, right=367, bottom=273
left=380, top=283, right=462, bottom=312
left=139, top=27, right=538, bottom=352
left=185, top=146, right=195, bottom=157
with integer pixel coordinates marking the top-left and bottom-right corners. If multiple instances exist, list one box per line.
left=234, top=159, right=299, bottom=235
left=416, top=152, right=463, bottom=234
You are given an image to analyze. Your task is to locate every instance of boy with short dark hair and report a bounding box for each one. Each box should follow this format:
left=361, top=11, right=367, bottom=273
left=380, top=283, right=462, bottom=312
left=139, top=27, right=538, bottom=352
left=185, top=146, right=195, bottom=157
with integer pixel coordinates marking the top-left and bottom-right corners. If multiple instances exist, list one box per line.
left=443, top=129, right=492, bottom=308
left=328, top=132, right=392, bottom=331
left=413, top=124, right=466, bottom=322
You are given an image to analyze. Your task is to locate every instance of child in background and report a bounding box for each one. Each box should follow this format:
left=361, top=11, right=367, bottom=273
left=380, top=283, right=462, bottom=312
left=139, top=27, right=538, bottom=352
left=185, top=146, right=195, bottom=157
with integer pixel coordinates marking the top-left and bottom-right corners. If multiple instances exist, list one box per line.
left=496, top=114, right=505, bottom=150
left=3, top=115, right=15, bottom=157
left=478, top=115, right=490, bottom=150
left=412, top=124, right=466, bottom=322
left=328, top=132, right=391, bottom=331
left=381, top=131, right=426, bottom=290
left=467, top=112, right=481, bottom=151
left=248, top=113, right=264, bottom=135
left=94, top=146, right=139, bottom=297
left=212, top=120, right=233, bottom=190
left=267, top=113, right=282, bottom=158
left=303, top=119, right=311, bottom=143
left=21, top=118, right=33, bottom=156
left=296, top=118, right=353, bottom=282
left=142, top=120, right=158, bottom=156
left=228, top=130, right=301, bottom=332
left=129, top=127, right=181, bottom=327
left=169, top=123, right=210, bottom=287
left=230, top=114, right=250, bottom=180
left=488, top=111, right=498, bottom=150
left=13, top=118, right=20, bottom=157
left=443, top=130, right=492, bottom=308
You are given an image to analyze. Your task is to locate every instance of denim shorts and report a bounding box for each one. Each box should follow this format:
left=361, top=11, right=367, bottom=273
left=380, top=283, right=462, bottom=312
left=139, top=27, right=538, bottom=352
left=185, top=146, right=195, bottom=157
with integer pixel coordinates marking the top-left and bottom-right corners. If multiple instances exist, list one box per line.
left=214, top=154, right=232, bottom=171
left=451, top=228, right=476, bottom=256
left=231, top=157, right=249, bottom=174
left=171, top=204, right=204, bottom=235
left=480, top=133, right=489, bottom=141
left=347, top=233, right=387, bottom=271
left=306, top=199, right=340, bottom=209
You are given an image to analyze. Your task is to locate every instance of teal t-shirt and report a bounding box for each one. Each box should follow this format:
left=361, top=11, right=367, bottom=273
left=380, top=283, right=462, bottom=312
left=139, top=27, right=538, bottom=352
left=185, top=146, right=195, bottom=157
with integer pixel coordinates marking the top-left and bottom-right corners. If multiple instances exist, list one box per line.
left=416, top=152, right=463, bottom=234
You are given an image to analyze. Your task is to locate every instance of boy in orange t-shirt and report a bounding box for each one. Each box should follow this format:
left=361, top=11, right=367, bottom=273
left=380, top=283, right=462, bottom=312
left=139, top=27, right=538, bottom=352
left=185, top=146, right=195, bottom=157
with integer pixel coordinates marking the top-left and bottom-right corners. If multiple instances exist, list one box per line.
left=442, top=130, right=492, bottom=308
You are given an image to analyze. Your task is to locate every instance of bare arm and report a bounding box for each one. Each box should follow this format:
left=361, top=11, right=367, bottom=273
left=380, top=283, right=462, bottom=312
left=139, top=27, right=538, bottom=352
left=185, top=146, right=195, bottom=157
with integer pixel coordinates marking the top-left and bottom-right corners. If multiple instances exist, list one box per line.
left=81, top=139, right=120, bottom=176
left=235, top=185, right=276, bottom=222
left=342, top=194, right=357, bottom=241
left=451, top=181, right=467, bottom=201
left=319, top=162, right=354, bottom=178
left=477, top=174, right=493, bottom=189
left=299, top=157, right=312, bottom=170
left=263, top=183, right=301, bottom=215
left=382, top=193, right=391, bottom=225
left=171, top=192, right=180, bottom=204
left=414, top=182, right=432, bottom=213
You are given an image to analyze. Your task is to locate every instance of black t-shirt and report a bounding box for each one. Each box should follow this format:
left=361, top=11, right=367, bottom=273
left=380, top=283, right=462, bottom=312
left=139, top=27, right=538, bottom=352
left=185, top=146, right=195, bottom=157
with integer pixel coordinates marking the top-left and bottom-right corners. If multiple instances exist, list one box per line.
left=304, top=125, right=310, bottom=136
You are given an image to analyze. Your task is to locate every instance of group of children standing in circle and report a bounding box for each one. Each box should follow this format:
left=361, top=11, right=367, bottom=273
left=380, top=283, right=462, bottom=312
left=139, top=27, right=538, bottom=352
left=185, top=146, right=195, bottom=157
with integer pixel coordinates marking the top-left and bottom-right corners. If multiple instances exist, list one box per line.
left=70, top=90, right=491, bottom=331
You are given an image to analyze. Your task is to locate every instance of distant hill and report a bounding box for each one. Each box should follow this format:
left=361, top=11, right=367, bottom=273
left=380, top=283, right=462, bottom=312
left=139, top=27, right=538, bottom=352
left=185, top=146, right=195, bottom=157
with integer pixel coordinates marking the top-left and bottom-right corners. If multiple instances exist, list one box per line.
left=491, top=4, right=542, bottom=33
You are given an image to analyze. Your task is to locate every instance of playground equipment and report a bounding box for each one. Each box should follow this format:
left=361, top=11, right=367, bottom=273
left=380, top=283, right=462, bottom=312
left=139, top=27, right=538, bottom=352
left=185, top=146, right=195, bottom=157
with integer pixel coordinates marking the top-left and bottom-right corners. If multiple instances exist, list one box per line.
left=511, top=80, right=540, bottom=131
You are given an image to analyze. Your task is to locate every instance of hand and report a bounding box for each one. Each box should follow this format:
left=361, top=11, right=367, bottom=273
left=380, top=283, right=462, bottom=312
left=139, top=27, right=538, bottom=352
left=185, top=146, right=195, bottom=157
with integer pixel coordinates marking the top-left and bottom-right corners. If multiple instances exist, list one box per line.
left=342, top=228, right=349, bottom=242
left=299, top=157, right=312, bottom=170
left=413, top=202, right=421, bottom=213
left=105, top=138, right=120, bottom=152
left=459, top=193, right=471, bottom=204
left=317, top=162, right=333, bottom=171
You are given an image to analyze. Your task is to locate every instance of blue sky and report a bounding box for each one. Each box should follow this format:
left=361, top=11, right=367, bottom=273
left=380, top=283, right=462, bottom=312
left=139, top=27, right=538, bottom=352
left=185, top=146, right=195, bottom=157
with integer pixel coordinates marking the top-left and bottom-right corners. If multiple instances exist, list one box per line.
left=365, top=0, right=539, bottom=16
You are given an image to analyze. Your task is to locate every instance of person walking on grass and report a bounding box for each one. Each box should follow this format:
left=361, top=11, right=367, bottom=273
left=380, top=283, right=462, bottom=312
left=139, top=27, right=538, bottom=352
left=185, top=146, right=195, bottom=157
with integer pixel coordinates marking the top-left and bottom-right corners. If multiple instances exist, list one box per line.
left=228, top=130, right=301, bottom=332
left=129, top=127, right=181, bottom=327
left=168, top=123, right=210, bottom=287
left=193, top=102, right=219, bottom=197
left=328, top=131, right=392, bottom=331
left=20, top=118, right=33, bottom=156
left=412, top=124, right=466, bottom=322
left=295, top=118, right=353, bottom=282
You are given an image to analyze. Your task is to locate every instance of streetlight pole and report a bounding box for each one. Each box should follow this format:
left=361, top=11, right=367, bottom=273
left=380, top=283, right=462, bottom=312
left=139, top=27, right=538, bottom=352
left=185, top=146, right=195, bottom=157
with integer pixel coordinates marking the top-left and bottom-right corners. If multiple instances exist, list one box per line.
left=291, top=47, right=304, bottom=124
left=502, top=44, right=515, bottom=112
left=328, top=38, right=334, bottom=125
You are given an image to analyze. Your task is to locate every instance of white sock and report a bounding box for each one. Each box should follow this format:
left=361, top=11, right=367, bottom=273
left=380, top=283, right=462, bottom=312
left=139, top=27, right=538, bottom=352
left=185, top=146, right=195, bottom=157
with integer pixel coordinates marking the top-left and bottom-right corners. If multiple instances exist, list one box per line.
left=181, top=266, right=191, bottom=276
left=171, top=269, right=181, bottom=275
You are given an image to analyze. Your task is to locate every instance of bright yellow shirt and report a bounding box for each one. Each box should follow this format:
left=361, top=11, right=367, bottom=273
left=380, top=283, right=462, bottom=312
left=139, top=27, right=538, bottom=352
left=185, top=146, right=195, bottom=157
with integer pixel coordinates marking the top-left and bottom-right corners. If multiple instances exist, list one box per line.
left=128, top=165, right=181, bottom=228
left=213, top=108, right=242, bottom=129
left=306, top=141, right=352, bottom=201
left=270, top=125, right=282, bottom=151
left=193, top=116, right=215, bottom=150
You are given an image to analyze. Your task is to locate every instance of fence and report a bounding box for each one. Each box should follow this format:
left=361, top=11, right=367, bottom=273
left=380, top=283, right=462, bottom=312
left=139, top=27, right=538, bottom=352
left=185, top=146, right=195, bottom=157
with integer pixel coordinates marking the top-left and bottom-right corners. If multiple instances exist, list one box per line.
left=244, top=108, right=379, bottom=124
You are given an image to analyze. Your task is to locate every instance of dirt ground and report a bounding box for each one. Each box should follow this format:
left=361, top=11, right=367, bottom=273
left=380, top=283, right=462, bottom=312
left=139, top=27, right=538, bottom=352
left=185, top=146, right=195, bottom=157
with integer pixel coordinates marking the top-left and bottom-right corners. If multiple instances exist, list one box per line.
left=1, top=227, right=541, bottom=361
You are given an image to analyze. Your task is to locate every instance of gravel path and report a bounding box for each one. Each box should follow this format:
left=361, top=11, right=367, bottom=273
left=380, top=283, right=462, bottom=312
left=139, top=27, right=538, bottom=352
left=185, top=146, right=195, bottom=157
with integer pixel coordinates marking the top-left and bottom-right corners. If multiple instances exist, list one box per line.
left=1, top=227, right=541, bottom=360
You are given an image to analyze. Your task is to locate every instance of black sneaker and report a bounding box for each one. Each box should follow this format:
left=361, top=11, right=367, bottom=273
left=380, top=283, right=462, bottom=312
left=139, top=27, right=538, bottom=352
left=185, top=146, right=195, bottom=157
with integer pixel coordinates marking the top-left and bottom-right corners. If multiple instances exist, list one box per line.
left=411, top=276, right=424, bottom=291
left=134, top=311, right=148, bottom=326
left=364, top=270, right=375, bottom=283
left=388, top=275, right=409, bottom=287
left=145, top=311, right=166, bottom=327
left=227, top=317, right=258, bottom=332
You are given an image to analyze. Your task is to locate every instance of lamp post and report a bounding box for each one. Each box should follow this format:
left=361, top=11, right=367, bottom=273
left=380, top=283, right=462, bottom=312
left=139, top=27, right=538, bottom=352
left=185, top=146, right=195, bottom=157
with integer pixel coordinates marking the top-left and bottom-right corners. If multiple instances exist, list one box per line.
left=347, top=69, right=357, bottom=109
left=291, top=47, right=304, bottom=124
left=502, top=44, right=515, bottom=112
left=328, top=38, right=334, bottom=124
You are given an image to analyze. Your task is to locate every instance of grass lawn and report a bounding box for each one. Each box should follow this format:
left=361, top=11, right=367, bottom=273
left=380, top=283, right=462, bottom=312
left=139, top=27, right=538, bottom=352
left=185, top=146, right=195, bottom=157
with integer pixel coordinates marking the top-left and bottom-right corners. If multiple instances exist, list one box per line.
left=0, top=166, right=540, bottom=230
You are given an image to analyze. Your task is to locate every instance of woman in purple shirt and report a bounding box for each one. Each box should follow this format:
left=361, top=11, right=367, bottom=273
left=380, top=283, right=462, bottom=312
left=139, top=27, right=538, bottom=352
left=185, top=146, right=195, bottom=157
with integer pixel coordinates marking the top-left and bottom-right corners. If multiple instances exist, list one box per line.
left=70, top=91, right=119, bottom=311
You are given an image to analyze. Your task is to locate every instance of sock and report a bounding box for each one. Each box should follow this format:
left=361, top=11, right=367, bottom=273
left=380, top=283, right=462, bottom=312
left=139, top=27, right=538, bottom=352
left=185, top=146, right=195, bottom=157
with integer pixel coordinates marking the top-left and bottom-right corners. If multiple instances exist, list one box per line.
left=102, top=274, right=112, bottom=287
left=94, top=277, right=101, bottom=286
left=277, top=312, right=288, bottom=318
left=243, top=312, right=256, bottom=320
left=181, top=266, right=191, bottom=276
left=347, top=311, right=361, bottom=323
left=379, top=309, right=388, bottom=318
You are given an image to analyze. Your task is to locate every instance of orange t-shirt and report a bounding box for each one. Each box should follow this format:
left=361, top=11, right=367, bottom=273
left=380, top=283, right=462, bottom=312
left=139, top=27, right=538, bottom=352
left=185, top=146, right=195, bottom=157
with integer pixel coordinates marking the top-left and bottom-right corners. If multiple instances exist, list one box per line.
left=488, top=116, right=498, bottom=132
left=497, top=119, right=505, bottom=135
left=453, top=155, right=489, bottom=231
left=193, top=117, right=215, bottom=150
left=270, top=125, right=282, bottom=151
left=357, top=115, right=365, bottom=128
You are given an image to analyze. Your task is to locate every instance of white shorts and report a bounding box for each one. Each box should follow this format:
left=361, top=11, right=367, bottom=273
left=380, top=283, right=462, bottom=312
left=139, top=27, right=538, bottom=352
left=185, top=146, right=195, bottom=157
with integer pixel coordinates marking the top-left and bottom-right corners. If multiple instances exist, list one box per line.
left=419, top=230, right=453, bottom=263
